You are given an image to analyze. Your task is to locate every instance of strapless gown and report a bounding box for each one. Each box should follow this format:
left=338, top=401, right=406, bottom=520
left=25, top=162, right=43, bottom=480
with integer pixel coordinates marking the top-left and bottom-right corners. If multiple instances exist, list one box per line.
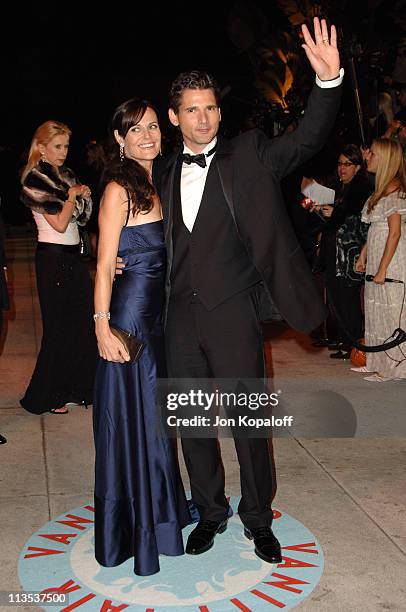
left=93, top=220, right=190, bottom=576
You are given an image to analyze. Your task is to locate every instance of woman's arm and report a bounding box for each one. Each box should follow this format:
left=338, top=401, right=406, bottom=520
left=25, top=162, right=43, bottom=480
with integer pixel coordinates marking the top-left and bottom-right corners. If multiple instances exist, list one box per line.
left=43, top=185, right=89, bottom=233
left=373, top=213, right=402, bottom=284
left=94, top=182, right=130, bottom=362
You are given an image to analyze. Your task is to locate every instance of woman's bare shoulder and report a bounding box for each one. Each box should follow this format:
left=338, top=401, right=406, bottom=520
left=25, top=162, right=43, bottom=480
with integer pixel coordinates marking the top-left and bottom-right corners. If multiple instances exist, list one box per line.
left=103, top=181, right=127, bottom=197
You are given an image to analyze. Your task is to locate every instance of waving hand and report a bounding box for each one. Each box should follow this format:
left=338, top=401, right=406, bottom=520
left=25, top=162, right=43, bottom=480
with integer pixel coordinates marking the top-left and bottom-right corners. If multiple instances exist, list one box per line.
left=301, top=17, right=340, bottom=81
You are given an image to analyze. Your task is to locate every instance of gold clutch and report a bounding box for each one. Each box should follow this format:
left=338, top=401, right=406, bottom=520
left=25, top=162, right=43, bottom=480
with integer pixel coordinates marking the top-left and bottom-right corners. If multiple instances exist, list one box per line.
left=110, top=325, right=145, bottom=363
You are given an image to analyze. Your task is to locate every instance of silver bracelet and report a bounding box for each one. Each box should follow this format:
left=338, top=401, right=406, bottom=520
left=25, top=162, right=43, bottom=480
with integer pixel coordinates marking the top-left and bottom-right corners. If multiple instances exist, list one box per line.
left=93, top=311, right=110, bottom=321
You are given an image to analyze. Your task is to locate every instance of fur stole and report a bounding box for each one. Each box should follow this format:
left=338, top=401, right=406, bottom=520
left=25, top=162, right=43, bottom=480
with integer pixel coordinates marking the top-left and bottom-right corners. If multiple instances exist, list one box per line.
left=21, top=160, right=92, bottom=226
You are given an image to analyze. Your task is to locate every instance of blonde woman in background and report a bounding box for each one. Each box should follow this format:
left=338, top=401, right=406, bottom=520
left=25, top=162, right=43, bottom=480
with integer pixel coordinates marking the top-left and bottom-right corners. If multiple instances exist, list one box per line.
left=20, top=120, right=97, bottom=413
left=356, top=139, right=406, bottom=381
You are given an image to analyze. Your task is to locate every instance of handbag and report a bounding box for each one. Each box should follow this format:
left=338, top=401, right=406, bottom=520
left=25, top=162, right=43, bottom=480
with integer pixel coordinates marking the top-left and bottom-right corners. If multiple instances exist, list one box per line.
left=110, top=325, right=146, bottom=363
left=78, top=226, right=92, bottom=259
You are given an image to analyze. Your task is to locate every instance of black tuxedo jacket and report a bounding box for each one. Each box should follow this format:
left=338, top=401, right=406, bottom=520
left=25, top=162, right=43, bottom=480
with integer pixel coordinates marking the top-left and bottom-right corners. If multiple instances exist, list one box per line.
left=157, top=83, right=342, bottom=333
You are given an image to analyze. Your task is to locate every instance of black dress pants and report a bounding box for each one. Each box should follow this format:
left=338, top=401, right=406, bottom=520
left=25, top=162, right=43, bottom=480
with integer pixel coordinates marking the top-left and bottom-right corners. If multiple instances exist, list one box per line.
left=165, top=287, right=275, bottom=529
left=326, top=273, right=363, bottom=349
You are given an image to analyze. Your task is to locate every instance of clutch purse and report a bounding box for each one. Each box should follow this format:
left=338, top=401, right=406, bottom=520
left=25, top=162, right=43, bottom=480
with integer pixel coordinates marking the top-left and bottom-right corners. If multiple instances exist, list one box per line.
left=110, top=325, right=145, bottom=363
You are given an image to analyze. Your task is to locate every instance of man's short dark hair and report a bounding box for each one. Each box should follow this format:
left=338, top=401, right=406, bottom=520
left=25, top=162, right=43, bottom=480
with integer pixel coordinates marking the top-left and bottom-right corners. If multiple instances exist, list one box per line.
left=169, top=70, right=220, bottom=113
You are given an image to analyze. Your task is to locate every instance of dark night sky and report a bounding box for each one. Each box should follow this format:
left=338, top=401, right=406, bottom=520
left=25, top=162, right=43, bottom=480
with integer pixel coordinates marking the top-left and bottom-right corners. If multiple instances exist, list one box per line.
left=0, top=1, right=399, bottom=149
left=0, top=0, right=293, bottom=225
left=1, top=2, right=250, bottom=146
left=0, top=0, right=400, bottom=225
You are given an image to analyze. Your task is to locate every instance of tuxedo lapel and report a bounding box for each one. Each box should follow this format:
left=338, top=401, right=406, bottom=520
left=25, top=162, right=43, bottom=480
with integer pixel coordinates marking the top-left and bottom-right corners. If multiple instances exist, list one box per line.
left=214, top=137, right=241, bottom=237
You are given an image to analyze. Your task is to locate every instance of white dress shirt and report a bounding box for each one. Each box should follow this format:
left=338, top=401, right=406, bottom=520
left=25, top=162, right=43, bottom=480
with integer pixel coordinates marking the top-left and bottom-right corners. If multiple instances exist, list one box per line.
left=316, top=67, right=344, bottom=88
left=181, top=137, right=217, bottom=232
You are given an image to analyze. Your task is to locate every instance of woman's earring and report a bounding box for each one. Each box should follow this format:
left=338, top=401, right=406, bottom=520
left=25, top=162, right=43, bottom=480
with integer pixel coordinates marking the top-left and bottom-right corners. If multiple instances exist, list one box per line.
left=41, top=153, right=46, bottom=162
left=159, top=147, right=162, bottom=156
left=119, top=143, right=124, bottom=162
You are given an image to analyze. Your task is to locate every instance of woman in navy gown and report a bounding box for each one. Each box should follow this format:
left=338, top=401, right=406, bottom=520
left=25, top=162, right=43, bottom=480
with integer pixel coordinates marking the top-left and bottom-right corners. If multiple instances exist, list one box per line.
left=93, top=98, right=190, bottom=576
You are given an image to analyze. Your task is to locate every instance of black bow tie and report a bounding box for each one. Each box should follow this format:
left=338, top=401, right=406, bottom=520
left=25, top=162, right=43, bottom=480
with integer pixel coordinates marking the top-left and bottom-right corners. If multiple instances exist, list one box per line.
left=181, top=144, right=217, bottom=168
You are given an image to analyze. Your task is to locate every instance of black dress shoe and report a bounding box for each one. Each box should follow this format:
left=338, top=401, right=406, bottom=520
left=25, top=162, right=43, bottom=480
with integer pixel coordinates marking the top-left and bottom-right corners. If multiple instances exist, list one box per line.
left=186, top=519, right=228, bottom=555
left=0, top=434, right=7, bottom=444
left=330, top=350, right=351, bottom=359
left=327, top=342, right=340, bottom=350
left=311, top=338, right=330, bottom=347
left=244, top=526, right=282, bottom=563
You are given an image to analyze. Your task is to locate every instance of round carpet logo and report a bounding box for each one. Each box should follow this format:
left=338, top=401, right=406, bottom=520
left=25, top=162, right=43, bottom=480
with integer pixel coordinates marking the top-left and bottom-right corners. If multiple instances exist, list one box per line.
left=19, top=497, right=324, bottom=610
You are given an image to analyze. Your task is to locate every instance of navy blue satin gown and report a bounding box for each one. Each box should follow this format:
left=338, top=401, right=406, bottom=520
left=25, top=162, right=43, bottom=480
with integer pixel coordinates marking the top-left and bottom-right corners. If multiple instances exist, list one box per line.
left=93, top=220, right=191, bottom=576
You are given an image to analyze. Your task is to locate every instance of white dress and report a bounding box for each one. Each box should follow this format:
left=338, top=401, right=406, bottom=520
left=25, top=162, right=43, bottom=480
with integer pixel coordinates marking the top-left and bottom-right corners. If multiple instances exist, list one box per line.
left=361, top=192, right=406, bottom=379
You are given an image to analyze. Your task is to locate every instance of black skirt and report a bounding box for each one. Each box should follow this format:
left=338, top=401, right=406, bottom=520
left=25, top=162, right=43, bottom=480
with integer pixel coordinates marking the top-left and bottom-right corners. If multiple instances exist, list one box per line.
left=20, top=242, right=97, bottom=414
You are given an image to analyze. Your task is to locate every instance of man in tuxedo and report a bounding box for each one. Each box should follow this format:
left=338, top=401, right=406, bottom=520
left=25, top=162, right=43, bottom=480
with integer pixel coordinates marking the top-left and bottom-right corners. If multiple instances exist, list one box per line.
left=164, top=17, right=342, bottom=563
left=161, top=17, right=343, bottom=562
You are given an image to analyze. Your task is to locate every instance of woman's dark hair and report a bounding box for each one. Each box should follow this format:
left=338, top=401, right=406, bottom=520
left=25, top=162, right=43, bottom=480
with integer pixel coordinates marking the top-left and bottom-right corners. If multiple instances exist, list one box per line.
left=169, top=70, right=220, bottom=112
left=335, top=144, right=366, bottom=197
left=102, top=97, right=159, bottom=216
left=339, top=144, right=364, bottom=168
